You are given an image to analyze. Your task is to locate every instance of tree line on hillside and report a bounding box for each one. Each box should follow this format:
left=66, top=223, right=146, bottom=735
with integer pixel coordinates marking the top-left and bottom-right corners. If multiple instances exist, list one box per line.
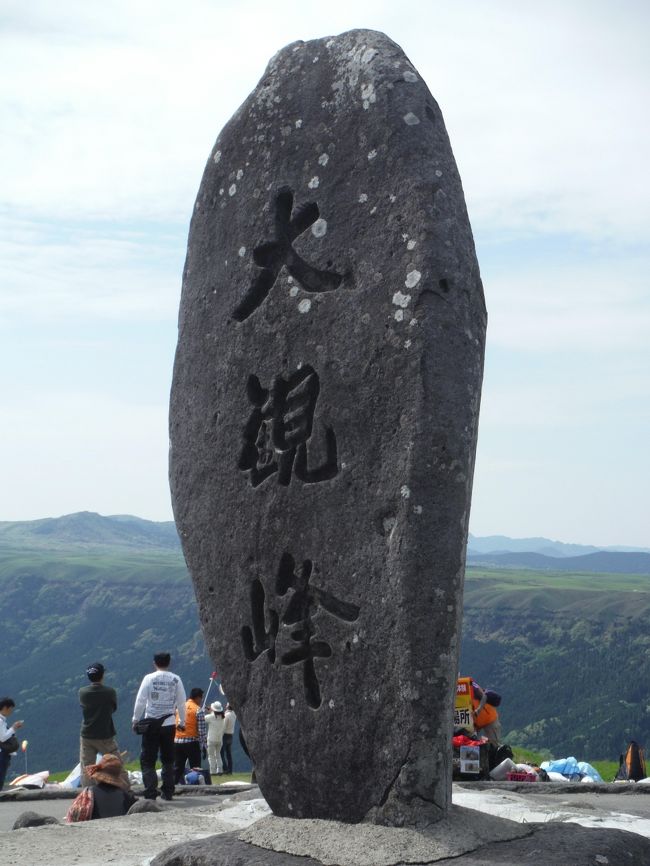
left=460, top=594, right=650, bottom=760
left=0, top=574, right=249, bottom=776
left=2, top=554, right=648, bottom=773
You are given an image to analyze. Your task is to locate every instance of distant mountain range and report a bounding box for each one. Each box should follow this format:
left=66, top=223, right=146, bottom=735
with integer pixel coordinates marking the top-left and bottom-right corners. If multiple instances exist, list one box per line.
left=467, top=532, right=650, bottom=557
left=466, top=550, right=650, bottom=575
left=0, top=511, right=180, bottom=551
left=0, top=513, right=648, bottom=575
left=466, top=532, right=650, bottom=575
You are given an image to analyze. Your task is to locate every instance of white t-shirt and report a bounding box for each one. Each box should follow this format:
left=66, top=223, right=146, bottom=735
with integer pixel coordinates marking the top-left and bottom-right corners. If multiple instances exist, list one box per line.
left=0, top=714, right=16, bottom=742
left=132, top=670, right=186, bottom=727
left=205, top=713, right=226, bottom=743
left=223, top=708, right=236, bottom=735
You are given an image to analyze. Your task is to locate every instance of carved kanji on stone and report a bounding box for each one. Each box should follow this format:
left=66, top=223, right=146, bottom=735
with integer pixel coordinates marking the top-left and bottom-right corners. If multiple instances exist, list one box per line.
left=238, top=365, right=338, bottom=487
left=277, top=552, right=360, bottom=709
left=241, top=552, right=360, bottom=709
left=241, top=578, right=279, bottom=664
left=233, top=186, right=343, bottom=322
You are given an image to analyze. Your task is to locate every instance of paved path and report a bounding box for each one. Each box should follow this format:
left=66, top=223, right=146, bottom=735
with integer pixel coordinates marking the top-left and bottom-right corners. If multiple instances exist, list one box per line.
left=454, top=782, right=650, bottom=837
left=0, top=783, right=254, bottom=831
left=0, top=790, right=239, bottom=832
left=2, top=782, right=650, bottom=866
left=0, top=789, right=268, bottom=865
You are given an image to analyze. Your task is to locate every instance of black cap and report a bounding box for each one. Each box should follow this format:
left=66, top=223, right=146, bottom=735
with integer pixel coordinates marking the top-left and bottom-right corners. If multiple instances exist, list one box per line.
left=86, top=662, right=105, bottom=678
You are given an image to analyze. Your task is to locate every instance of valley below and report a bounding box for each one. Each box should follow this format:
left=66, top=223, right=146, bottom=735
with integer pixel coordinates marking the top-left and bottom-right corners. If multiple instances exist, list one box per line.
left=1, top=512, right=648, bottom=776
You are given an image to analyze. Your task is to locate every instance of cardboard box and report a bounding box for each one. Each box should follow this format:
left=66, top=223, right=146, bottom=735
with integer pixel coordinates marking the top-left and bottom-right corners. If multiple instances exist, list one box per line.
left=452, top=742, right=489, bottom=781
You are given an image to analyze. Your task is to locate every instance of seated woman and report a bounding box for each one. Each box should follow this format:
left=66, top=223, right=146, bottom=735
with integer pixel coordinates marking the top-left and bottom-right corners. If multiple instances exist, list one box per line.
left=471, top=681, right=501, bottom=747
left=87, top=754, right=137, bottom=818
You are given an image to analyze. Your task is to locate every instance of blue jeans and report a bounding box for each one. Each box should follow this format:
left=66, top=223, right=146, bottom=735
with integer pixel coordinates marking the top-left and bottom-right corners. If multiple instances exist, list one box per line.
left=0, top=750, right=11, bottom=790
left=220, top=733, right=233, bottom=774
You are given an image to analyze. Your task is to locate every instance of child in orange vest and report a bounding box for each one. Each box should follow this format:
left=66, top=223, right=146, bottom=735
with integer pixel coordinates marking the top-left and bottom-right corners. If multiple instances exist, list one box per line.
left=174, top=688, right=207, bottom=783
left=471, top=681, right=501, bottom=746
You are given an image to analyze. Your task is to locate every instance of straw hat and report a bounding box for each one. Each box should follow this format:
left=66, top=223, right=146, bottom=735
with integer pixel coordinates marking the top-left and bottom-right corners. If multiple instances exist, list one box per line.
left=87, top=754, right=129, bottom=790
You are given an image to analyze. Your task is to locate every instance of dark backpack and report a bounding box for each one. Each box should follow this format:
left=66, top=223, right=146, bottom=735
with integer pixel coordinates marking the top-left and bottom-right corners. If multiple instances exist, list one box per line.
left=493, top=744, right=514, bottom=767
left=0, top=734, right=19, bottom=754
left=615, top=741, right=647, bottom=782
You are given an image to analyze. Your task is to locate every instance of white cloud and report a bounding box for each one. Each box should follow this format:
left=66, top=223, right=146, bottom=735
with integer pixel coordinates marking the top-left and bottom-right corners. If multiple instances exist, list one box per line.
left=479, top=364, right=650, bottom=433
left=429, top=3, right=650, bottom=241
left=1, top=0, right=648, bottom=544
left=1, top=1, right=648, bottom=240
left=0, top=214, right=181, bottom=323
left=484, top=257, right=650, bottom=353
left=0, top=390, right=172, bottom=521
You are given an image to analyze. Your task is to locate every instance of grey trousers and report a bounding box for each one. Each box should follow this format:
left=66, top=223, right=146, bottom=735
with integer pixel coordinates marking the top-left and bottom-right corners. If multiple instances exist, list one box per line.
left=79, top=736, right=122, bottom=786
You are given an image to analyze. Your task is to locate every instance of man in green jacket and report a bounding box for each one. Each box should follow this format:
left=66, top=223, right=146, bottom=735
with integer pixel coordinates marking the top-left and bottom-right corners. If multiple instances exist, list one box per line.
left=79, top=662, right=122, bottom=786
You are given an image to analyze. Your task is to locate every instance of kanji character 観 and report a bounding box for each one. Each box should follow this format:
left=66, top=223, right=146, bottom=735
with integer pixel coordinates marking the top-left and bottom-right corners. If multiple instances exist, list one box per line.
left=238, top=365, right=338, bottom=487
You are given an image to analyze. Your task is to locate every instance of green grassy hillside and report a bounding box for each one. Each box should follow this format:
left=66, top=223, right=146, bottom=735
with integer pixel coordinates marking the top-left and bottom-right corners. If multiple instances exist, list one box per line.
left=461, top=566, right=650, bottom=762
left=0, top=547, right=187, bottom=584
left=1, top=534, right=648, bottom=775
left=0, top=547, right=250, bottom=777
left=466, top=551, right=650, bottom=574
left=0, top=511, right=180, bottom=552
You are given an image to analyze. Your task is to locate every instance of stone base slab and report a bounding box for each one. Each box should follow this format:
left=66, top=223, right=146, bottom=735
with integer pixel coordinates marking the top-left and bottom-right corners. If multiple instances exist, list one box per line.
left=151, top=814, right=650, bottom=866
left=239, top=807, right=529, bottom=865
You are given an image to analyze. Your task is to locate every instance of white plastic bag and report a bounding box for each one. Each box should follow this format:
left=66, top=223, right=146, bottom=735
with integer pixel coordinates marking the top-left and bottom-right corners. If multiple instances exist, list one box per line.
left=489, top=757, right=516, bottom=781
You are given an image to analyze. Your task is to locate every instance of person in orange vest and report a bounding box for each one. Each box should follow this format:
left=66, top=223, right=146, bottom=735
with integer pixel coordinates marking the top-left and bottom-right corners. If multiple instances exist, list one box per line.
left=174, top=688, right=207, bottom=784
left=471, top=681, right=501, bottom=747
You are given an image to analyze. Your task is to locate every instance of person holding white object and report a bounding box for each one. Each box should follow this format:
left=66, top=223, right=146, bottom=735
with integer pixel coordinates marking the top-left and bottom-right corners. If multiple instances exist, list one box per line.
left=0, top=697, right=24, bottom=790
left=205, top=701, right=226, bottom=776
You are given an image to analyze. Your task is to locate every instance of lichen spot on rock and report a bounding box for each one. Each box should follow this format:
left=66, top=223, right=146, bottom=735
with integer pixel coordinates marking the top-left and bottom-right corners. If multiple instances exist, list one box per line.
left=405, top=269, right=421, bottom=289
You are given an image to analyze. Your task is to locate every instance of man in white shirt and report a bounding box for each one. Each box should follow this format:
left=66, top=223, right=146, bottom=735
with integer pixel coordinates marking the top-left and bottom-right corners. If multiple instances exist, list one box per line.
left=0, top=697, right=24, bottom=790
left=220, top=703, right=236, bottom=775
left=132, top=652, right=186, bottom=801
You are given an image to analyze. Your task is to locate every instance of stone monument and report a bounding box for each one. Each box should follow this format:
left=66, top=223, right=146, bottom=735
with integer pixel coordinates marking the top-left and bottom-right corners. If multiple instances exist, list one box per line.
left=170, top=27, right=486, bottom=828
left=170, top=30, right=486, bottom=825
left=164, top=26, right=650, bottom=866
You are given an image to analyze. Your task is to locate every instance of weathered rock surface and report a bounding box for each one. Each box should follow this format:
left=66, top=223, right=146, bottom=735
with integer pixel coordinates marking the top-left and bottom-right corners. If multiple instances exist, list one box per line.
left=151, top=831, right=321, bottom=866
left=239, top=808, right=530, bottom=864
left=127, top=798, right=162, bottom=814
left=170, top=28, right=486, bottom=825
left=11, top=810, right=60, bottom=829
left=152, top=823, right=650, bottom=866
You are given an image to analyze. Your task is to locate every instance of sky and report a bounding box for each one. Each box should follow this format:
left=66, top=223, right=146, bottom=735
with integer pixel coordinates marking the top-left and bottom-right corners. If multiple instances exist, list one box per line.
left=1, top=0, right=648, bottom=547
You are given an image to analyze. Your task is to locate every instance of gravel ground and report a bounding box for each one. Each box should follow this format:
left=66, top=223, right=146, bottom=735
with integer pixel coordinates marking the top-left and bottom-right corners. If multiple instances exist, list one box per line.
left=0, top=788, right=268, bottom=866
left=2, top=782, right=650, bottom=866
